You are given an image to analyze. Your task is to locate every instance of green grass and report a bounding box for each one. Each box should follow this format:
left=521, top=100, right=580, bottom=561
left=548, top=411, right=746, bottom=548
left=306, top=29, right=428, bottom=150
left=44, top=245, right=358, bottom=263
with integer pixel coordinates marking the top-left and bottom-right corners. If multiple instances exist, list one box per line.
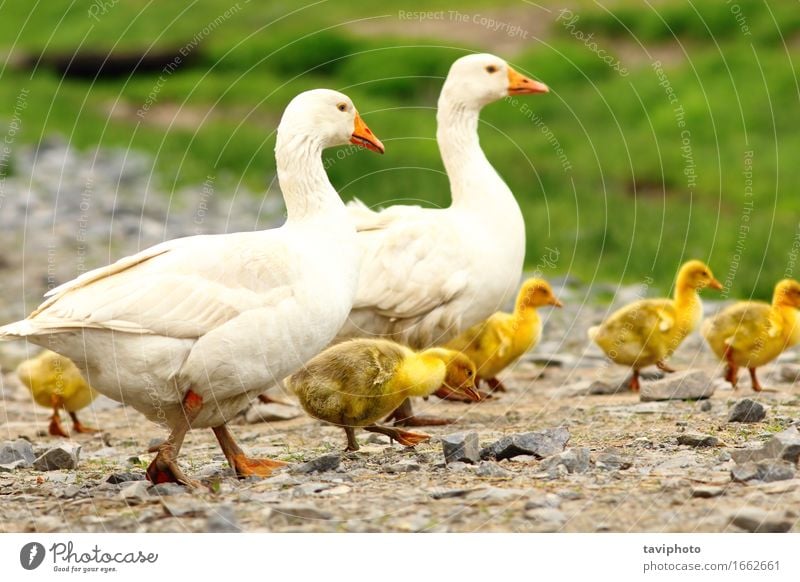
left=0, top=0, right=798, bottom=298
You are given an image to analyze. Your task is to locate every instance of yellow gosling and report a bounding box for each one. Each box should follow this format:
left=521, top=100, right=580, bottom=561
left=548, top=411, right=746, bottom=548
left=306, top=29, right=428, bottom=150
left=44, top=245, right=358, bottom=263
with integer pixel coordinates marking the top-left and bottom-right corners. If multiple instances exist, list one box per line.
left=442, top=278, right=562, bottom=398
left=588, top=260, right=722, bottom=391
left=286, top=339, right=480, bottom=451
left=702, top=278, right=800, bottom=391
left=16, top=350, right=99, bottom=437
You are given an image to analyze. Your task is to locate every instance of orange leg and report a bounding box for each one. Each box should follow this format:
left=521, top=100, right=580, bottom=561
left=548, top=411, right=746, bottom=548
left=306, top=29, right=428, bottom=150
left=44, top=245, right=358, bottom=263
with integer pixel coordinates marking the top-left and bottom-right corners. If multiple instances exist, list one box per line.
left=364, top=424, right=430, bottom=447
left=69, top=412, right=99, bottom=434
left=48, top=395, right=69, bottom=437
left=212, top=424, right=286, bottom=478
left=629, top=370, right=641, bottom=392
left=748, top=367, right=763, bottom=392
left=146, top=389, right=202, bottom=487
left=724, top=346, right=739, bottom=389
left=385, top=398, right=454, bottom=427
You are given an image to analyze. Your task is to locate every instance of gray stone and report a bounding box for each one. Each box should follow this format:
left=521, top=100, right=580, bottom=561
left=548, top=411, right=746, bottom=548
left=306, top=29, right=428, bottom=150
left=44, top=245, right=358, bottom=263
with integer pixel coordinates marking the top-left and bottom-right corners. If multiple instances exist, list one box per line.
left=480, top=427, right=570, bottom=461
left=541, top=447, right=590, bottom=475
left=698, top=400, right=713, bottom=412
left=523, top=507, right=567, bottom=530
left=271, top=504, right=333, bottom=521
left=290, top=453, right=341, bottom=474
left=245, top=402, right=301, bottom=423
left=763, top=426, right=800, bottom=464
left=0, top=439, right=35, bottom=466
left=474, top=461, right=513, bottom=478
left=691, top=485, right=725, bottom=498
left=467, top=487, right=528, bottom=502
left=441, top=432, right=480, bottom=464
left=206, top=506, right=241, bottom=533
left=384, top=459, right=421, bottom=474
left=595, top=449, right=633, bottom=471
left=119, top=481, right=150, bottom=504
left=524, top=494, right=562, bottom=509
left=32, top=443, right=81, bottom=471
left=677, top=433, right=719, bottom=448
left=728, top=399, right=766, bottom=423
left=777, top=363, right=800, bottom=383
left=639, top=370, right=715, bottom=401
left=148, top=482, right=189, bottom=496
left=106, top=472, right=146, bottom=484
left=0, top=460, right=28, bottom=472
left=162, top=498, right=205, bottom=518
left=730, top=508, right=793, bottom=533
left=731, top=460, right=795, bottom=483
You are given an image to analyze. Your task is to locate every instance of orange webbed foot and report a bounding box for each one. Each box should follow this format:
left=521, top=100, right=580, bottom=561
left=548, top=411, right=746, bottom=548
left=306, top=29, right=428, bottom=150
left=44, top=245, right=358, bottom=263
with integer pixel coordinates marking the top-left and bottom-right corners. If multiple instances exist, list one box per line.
left=231, top=455, right=287, bottom=478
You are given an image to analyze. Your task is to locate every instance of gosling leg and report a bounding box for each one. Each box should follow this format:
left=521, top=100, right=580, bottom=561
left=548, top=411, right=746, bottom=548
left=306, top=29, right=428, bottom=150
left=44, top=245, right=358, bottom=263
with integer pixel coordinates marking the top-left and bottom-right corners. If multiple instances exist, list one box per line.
left=344, top=426, right=359, bottom=452
left=364, top=424, right=430, bottom=447
left=48, top=395, right=69, bottom=438
left=748, top=367, right=763, bottom=392
left=69, top=411, right=98, bottom=434
left=724, top=346, right=739, bottom=389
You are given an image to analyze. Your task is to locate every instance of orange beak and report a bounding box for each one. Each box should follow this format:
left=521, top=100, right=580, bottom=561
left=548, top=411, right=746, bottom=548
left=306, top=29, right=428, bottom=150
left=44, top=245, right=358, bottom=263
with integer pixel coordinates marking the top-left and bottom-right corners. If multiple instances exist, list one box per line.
left=460, top=382, right=482, bottom=402
left=507, top=66, right=549, bottom=95
left=550, top=296, right=564, bottom=308
left=708, top=277, right=724, bottom=291
left=350, top=111, right=384, bottom=154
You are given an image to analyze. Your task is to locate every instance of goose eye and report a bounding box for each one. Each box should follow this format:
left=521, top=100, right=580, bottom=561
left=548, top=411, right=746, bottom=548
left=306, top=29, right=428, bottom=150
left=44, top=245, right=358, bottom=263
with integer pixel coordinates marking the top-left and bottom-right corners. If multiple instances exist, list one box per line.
left=337, top=103, right=347, bottom=112
left=485, top=65, right=498, bottom=74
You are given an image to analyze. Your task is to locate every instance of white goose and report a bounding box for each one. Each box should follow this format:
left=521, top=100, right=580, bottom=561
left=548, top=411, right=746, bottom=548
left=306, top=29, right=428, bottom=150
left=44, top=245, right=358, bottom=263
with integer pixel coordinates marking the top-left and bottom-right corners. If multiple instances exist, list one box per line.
left=0, top=89, right=384, bottom=485
left=337, top=54, right=548, bottom=425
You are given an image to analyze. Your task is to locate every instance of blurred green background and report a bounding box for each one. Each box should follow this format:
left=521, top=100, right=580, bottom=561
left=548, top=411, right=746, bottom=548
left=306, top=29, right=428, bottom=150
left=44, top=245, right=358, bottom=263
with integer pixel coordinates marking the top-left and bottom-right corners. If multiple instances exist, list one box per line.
left=0, top=0, right=798, bottom=297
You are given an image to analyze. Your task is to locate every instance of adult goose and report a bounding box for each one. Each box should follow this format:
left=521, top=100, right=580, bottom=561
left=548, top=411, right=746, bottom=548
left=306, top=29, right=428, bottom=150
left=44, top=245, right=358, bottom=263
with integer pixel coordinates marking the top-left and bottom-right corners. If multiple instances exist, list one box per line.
left=0, top=89, right=384, bottom=485
left=337, top=53, right=548, bottom=425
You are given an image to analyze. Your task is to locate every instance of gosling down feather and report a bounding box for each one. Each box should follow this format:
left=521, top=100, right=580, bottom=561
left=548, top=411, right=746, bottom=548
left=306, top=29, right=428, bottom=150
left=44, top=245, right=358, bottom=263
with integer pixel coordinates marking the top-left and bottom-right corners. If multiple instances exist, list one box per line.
left=442, top=278, right=562, bottom=398
left=588, top=260, right=722, bottom=391
left=702, top=278, right=800, bottom=391
left=286, top=338, right=480, bottom=451
left=16, top=350, right=99, bottom=437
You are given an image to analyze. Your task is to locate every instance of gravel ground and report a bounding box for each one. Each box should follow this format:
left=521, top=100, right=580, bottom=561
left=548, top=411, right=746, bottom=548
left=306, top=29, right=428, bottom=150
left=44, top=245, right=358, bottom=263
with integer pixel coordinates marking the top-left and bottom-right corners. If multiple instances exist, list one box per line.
left=0, top=144, right=798, bottom=532
left=1, top=348, right=798, bottom=533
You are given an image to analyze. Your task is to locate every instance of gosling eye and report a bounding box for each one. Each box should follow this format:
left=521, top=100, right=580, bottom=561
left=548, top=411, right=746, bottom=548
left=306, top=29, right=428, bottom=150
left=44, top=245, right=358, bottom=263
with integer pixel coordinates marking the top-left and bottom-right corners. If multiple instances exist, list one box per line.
left=467, top=370, right=473, bottom=377
left=485, top=65, right=498, bottom=74
left=336, top=102, right=348, bottom=112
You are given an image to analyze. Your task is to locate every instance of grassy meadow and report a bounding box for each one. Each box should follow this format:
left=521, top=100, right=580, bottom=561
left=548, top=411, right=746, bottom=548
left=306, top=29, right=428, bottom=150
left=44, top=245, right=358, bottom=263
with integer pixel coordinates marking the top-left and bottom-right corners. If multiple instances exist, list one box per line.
left=0, top=0, right=798, bottom=297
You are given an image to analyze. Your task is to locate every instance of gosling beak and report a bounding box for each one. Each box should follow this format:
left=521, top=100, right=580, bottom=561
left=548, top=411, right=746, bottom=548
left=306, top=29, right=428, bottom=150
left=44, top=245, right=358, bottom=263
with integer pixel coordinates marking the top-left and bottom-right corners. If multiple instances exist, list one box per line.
left=550, top=297, right=564, bottom=308
left=461, top=383, right=482, bottom=402
left=507, top=66, right=549, bottom=95
left=708, top=278, right=724, bottom=291
left=350, top=111, right=384, bottom=154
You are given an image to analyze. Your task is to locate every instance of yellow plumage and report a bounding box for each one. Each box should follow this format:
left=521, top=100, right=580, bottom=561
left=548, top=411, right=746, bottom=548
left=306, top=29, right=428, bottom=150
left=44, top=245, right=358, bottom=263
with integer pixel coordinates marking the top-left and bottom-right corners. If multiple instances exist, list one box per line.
left=701, top=278, right=800, bottom=391
left=445, top=278, right=562, bottom=393
left=588, top=260, right=722, bottom=391
left=286, top=338, right=479, bottom=450
left=16, top=350, right=99, bottom=436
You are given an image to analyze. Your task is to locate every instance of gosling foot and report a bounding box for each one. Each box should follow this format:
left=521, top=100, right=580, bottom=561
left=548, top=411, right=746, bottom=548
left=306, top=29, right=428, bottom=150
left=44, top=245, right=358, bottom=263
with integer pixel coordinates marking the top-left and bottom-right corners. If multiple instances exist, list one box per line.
left=365, top=424, right=430, bottom=447
left=48, top=413, right=69, bottom=438
left=69, top=412, right=99, bottom=434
